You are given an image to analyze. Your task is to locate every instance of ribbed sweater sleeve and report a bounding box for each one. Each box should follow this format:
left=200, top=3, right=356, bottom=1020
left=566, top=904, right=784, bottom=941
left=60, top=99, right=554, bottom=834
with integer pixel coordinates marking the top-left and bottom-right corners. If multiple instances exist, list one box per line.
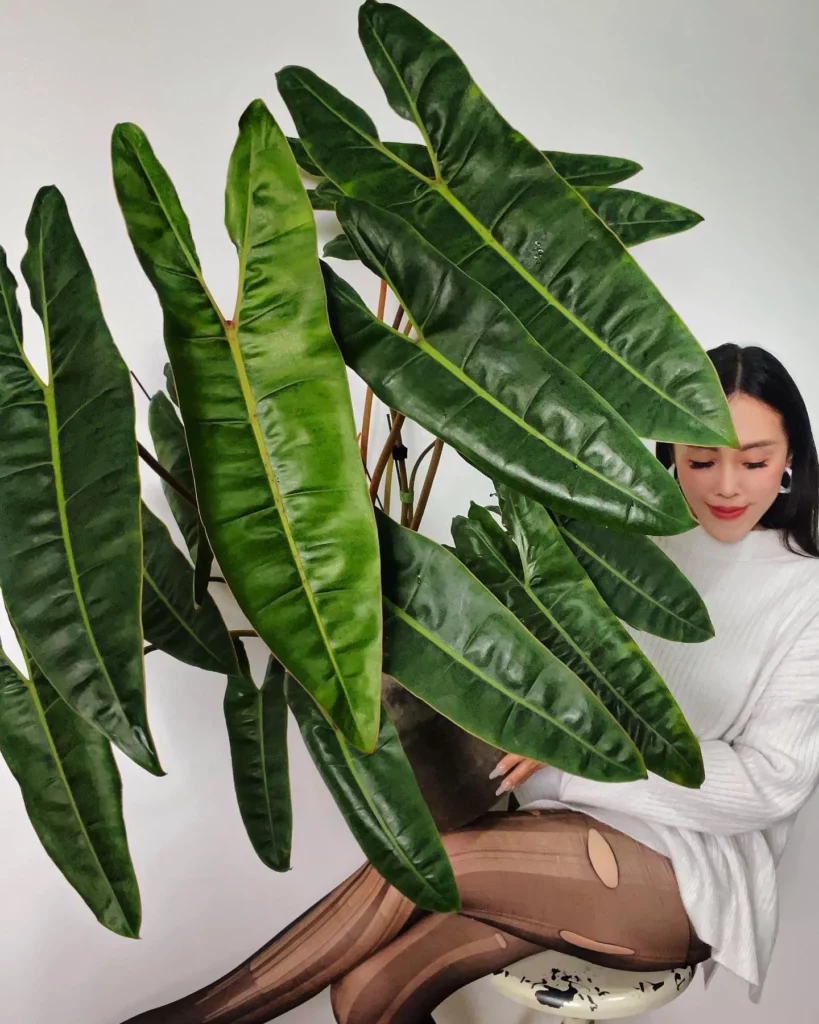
left=560, top=614, right=819, bottom=835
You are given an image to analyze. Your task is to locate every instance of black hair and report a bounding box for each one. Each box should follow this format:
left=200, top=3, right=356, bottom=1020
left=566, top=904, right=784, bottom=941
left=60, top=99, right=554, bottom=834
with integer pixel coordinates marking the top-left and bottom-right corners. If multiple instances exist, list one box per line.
left=656, top=343, right=819, bottom=558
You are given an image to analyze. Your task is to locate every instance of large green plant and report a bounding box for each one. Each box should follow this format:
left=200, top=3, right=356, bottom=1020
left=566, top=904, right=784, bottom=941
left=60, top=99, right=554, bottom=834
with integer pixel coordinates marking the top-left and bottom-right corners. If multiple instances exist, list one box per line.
left=0, top=1, right=729, bottom=934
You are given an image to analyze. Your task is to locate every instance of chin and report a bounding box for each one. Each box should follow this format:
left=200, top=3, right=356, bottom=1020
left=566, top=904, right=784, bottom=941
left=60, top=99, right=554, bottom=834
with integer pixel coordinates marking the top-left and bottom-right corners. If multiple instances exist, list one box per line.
left=697, top=511, right=758, bottom=544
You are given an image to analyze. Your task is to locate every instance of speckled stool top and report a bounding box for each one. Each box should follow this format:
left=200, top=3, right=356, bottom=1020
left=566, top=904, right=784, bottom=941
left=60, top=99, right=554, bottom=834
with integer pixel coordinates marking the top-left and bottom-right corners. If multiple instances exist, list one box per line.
left=490, top=948, right=695, bottom=1020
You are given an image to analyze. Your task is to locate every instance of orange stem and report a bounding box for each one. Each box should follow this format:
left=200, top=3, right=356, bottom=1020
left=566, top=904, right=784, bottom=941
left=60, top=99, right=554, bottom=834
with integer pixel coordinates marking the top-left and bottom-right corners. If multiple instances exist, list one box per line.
left=410, top=439, right=444, bottom=531
left=368, top=413, right=406, bottom=502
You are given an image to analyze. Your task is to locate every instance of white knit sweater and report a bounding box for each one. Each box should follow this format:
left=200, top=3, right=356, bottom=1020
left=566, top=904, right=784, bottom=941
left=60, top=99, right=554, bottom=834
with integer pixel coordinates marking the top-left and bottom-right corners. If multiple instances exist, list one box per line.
left=517, top=526, right=819, bottom=998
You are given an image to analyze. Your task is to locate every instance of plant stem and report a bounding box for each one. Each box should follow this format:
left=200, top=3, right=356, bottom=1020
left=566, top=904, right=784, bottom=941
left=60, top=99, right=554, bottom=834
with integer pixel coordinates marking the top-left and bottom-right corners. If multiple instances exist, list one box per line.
left=137, top=442, right=197, bottom=509
left=143, top=645, right=157, bottom=656
left=130, top=370, right=151, bottom=401
left=410, top=439, right=444, bottom=531
left=359, top=281, right=389, bottom=467
left=368, top=413, right=406, bottom=501
left=383, top=455, right=395, bottom=515
left=409, top=441, right=436, bottom=492
left=230, top=629, right=259, bottom=639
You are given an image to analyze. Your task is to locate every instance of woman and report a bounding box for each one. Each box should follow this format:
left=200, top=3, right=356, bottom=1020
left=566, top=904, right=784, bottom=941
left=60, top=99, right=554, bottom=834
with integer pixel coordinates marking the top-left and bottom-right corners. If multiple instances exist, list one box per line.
left=125, top=344, right=819, bottom=1024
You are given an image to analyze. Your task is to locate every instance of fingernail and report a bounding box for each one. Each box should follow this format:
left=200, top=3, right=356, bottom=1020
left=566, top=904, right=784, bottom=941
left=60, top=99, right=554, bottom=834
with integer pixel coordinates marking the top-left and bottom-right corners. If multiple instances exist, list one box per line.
left=495, top=780, right=510, bottom=796
left=489, top=765, right=506, bottom=780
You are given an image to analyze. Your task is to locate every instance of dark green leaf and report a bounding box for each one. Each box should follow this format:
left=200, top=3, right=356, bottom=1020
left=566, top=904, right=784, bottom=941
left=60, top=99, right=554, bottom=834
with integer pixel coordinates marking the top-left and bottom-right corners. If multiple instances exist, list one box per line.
left=112, top=100, right=383, bottom=751
left=225, top=653, right=292, bottom=871
left=277, top=7, right=735, bottom=445
left=163, top=361, right=179, bottom=405
left=377, top=511, right=644, bottom=783
left=0, top=641, right=140, bottom=936
left=325, top=203, right=693, bottom=535
left=579, top=186, right=704, bottom=247
left=285, top=670, right=459, bottom=912
left=293, top=135, right=641, bottom=188
left=557, top=517, right=714, bottom=643
left=323, top=233, right=356, bottom=260
left=0, top=187, right=160, bottom=774
left=141, top=505, right=238, bottom=674
left=287, top=135, right=323, bottom=176
left=308, top=179, right=345, bottom=211
left=148, top=390, right=213, bottom=606
left=451, top=490, right=703, bottom=786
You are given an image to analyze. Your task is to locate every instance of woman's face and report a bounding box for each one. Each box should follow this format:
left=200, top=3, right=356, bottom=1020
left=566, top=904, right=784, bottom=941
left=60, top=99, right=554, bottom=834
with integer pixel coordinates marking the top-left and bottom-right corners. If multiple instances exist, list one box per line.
left=673, top=392, right=790, bottom=544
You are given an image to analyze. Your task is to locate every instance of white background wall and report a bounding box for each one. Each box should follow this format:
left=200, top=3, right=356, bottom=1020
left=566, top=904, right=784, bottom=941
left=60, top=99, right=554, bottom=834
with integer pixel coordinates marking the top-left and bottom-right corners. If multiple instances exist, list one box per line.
left=2, top=1, right=819, bottom=1021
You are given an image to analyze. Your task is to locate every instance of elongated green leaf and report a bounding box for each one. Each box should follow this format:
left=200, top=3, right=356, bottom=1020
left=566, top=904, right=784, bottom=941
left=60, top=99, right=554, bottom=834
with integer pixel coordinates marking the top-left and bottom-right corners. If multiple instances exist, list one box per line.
left=580, top=187, right=703, bottom=246
left=225, top=653, right=292, bottom=871
left=377, top=512, right=644, bottom=782
left=0, top=188, right=159, bottom=774
left=323, top=182, right=703, bottom=260
left=452, top=492, right=703, bottom=786
left=148, top=390, right=213, bottom=605
left=0, top=641, right=140, bottom=937
left=557, top=517, right=714, bottom=643
left=141, top=505, right=238, bottom=674
left=290, top=134, right=642, bottom=187
left=285, top=670, right=459, bottom=912
left=324, top=233, right=357, bottom=260
left=326, top=202, right=693, bottom=535
left=163, top=361, right=179, bottom=405
left=112, top=100, right=382, bottom=751
left=308, top=179, right=345, bottom=211
left=277, top=6, right=735, bottom=445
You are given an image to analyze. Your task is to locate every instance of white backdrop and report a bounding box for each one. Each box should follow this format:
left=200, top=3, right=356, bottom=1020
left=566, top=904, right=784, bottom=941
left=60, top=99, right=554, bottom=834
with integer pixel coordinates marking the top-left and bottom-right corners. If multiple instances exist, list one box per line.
left=2, top=1, right=819, bottom=1021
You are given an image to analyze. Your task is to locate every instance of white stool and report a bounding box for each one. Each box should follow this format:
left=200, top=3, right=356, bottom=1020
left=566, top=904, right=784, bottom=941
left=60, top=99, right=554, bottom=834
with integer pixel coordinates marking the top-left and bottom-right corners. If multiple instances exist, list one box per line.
left=489, top=949, right=695, bottom=1022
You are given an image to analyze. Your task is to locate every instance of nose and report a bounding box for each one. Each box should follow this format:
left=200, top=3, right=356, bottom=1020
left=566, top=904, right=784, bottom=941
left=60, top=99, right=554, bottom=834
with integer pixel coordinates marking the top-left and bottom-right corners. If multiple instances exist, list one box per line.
left=715, top=461, right=740, bottom=500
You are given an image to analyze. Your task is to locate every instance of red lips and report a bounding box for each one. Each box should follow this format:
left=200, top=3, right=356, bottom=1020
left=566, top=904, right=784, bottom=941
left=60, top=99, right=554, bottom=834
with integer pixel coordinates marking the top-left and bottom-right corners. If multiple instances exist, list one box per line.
left=707, top=505, right=749, bottom=521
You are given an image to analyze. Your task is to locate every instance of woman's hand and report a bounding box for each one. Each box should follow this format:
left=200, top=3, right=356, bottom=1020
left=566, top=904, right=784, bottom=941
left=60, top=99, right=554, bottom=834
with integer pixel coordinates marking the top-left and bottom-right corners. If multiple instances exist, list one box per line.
left=490, top=753, right=546, bottom=795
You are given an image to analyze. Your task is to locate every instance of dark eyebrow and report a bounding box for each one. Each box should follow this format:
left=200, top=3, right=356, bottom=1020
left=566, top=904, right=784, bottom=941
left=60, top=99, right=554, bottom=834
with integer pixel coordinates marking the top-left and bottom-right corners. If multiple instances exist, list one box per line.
left=686, top=441, right=777, bottom=453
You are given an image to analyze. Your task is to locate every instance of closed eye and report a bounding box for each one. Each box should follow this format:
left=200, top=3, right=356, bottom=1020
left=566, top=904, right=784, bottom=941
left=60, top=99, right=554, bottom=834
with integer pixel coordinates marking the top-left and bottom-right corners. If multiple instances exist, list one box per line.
left=745, top=461, right=768, bottom=470
left=689, top=460, right=715, bottom=469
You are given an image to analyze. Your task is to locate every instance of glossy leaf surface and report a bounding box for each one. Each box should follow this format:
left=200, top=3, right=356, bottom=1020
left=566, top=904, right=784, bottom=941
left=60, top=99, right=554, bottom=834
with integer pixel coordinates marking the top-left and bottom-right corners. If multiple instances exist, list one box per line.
left=323, top=181, right=703, bottom=260
left=285, top=670, right=459, bottom=912
left=112, top=100, right=382, bottom=751
left=0, top=188, right=159, bottom=774
left=0, top=642, right=140, bottom=936
left=148, top=390, right=213, bottom=605
left=580, top=187, right=703, bottom=247
left=277, top=6, right=735, bottom=445
left=325, top=202, right=693, bottom=535
left=452, top=492, right=703, bottom=786
left=141, top=505, right=238, bottom=674
left=377, top=512, right=644, bottom=782
left=558, top=517, right=714, bottom=643
left=225, top=652, right=292, bottom=871
left=290, top=134, right=642, bottom=187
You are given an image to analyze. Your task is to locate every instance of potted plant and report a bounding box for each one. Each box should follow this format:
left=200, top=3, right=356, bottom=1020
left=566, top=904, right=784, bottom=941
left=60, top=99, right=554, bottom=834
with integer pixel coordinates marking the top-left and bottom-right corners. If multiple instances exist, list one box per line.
left=0, top=0, right=729, bottom=939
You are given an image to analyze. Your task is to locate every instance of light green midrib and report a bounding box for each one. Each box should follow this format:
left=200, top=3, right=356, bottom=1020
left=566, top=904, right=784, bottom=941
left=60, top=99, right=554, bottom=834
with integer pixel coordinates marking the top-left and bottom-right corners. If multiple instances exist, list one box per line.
left=371, top=291, right=674, bottom=525
left=487, top=517, right=690, bottom=765
left=129, top=136, right=360, bottom=743
left=143, top=568, right=226, bottom=666
left=295, top=66, right=722, bottom=436
left=35, top=231, right=133, bottom=737
left=384, top=597, right=633, bottom=773
left=228, top=129, right=355, bottom=737
left=559, top=525, right=708, bottom=634
left=337, top=728, right=446, bottom=900
left=24, top=667, right=134, bottom=931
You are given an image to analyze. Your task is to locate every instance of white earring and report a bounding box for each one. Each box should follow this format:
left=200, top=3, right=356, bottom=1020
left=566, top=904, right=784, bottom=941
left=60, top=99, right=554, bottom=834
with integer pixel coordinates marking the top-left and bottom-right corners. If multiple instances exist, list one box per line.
left=779, top=468, right=793, bottom=495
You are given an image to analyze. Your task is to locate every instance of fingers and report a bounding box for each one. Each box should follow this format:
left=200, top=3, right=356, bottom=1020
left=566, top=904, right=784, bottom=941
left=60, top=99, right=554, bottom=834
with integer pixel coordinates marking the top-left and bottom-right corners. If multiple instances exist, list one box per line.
left=489, top=753, right=525, bottom=780
left=490, top=756, right=545, bottom=796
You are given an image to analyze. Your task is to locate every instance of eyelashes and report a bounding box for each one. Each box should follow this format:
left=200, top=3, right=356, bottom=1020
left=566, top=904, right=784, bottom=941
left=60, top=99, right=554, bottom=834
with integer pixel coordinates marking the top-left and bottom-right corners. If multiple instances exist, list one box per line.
left=687, top=460, right=769, bottom=470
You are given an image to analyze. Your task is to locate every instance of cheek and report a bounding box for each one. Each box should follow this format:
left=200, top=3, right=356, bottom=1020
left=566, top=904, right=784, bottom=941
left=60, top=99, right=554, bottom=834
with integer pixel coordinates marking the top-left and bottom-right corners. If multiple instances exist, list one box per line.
left=676, top=466, right=710, bottom=505
left=749, top=464, right=786, bottom=501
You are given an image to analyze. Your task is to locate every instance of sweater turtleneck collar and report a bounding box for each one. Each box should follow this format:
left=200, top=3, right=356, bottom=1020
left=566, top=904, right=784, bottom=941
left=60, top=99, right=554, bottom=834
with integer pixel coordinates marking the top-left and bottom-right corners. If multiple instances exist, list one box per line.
left=670, top=525, right=793, bottom=563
